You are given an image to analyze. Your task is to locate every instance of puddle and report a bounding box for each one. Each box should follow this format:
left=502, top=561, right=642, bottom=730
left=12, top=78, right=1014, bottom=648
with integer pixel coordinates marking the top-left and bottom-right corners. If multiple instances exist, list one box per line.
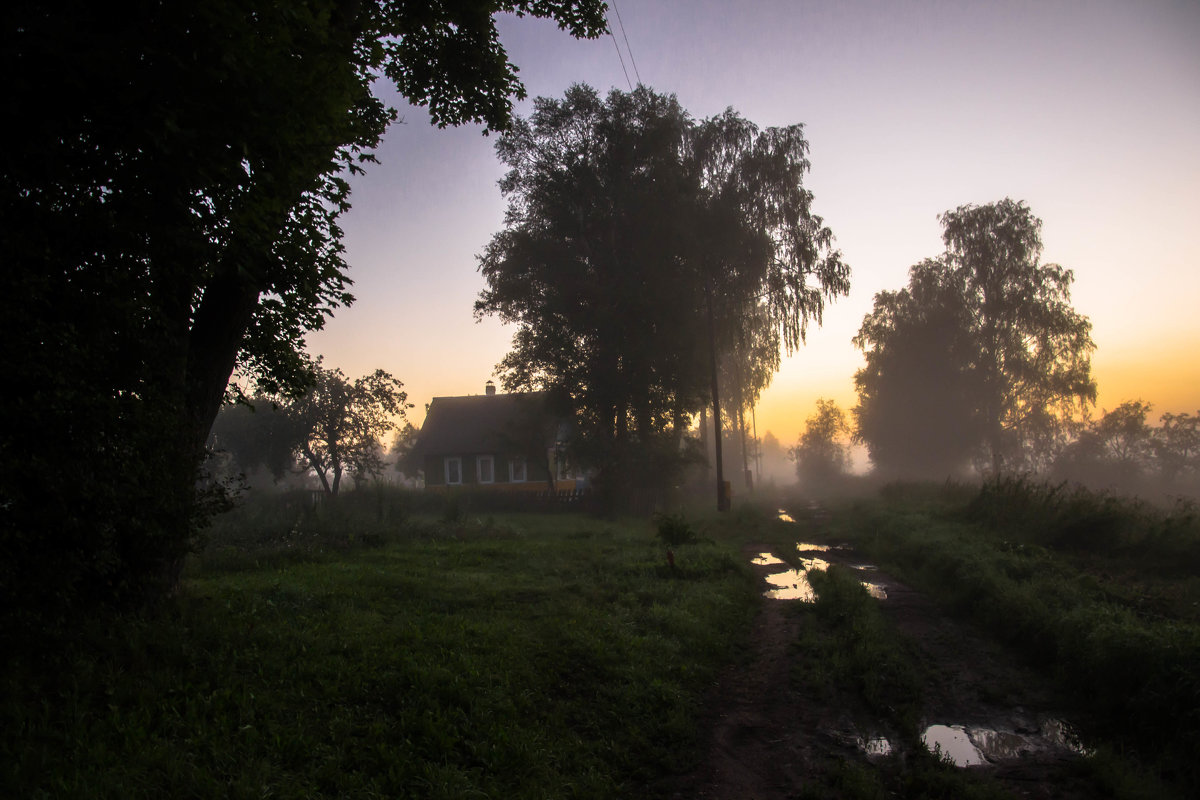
left=1038, top=718, right=1092, bottom=756
left=798, top=555, right=831, bottom=571
left=762, top=569, right=816, bottom=601
left=777, top=509, right=796, bottom=523
left=923, top=724, right=986, bottom=766
left=755, top=542, right=888, bottom=601
left=921, top=719, right=1089, bottom=766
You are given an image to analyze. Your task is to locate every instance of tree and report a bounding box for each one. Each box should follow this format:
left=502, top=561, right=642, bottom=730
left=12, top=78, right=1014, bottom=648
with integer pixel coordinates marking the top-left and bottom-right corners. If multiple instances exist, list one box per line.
left=475, top=85, right=849, bottom=510
left=689, top=111, right=850, bottom=508
left=477, top=86, right=714, bottom=507
left=1156, top=411, right=1200, bottom=484
left=389, top=422, right=423, bottom=482
left=1054, top=400, right=1156, bottom=488
left=790, top=399, right=850, bottom=488
left=1, top=1, right=607, bottom=613
left=758, top=431, right=793, bottom=485
left=718, top=302, right=782, bottom=490
left=852, top=259, right=986, bottom=478
left=1090, top=400, right=1156, bottom=479
left=209, top=398, right=305, bottom=485
left=853, top=199, right=1095, bottom=476
left=284, top=363, right=411, bottom=496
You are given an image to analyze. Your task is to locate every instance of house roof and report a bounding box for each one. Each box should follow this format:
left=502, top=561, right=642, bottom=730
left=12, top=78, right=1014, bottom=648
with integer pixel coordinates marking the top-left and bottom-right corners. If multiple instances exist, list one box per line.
left=415, top=391, right=557, bottom=456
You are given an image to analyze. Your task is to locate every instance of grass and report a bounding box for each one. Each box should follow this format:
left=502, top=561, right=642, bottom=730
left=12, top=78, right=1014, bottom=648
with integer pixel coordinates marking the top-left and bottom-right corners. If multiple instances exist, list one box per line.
left=788, top=565, right=1013, bottom=800
left=1, top=492, right=759, bottom=799
left=791, top=478, right=1200, bottom=799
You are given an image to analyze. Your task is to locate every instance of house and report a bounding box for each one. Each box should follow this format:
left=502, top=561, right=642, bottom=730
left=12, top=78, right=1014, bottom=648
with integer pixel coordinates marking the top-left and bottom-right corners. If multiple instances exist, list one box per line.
left=415, top=382, right=578, bottom=492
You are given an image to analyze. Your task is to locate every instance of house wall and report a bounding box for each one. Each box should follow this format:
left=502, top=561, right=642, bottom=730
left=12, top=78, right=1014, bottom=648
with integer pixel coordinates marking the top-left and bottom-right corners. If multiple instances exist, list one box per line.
left=423, top=452, right=556, bottom=490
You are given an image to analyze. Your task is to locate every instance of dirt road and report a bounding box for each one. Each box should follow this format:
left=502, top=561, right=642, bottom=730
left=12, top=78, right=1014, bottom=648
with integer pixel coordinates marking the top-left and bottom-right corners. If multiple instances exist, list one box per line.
left=660, top=540, right=1096, bottom=799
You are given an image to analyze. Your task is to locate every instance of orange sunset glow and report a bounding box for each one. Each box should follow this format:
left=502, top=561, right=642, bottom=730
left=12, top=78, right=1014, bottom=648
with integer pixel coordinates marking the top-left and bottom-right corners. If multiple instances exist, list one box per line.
left=301, top=0, right=1199, bottom=469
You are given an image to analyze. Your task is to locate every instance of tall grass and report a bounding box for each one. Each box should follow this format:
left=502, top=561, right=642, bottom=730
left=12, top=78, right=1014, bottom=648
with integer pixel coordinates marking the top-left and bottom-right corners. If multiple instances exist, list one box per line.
left=811, top=478, right=1200, bottom=797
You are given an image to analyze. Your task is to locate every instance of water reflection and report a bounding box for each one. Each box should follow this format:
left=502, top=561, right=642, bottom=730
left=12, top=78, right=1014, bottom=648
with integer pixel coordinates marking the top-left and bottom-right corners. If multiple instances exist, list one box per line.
left=858, top=736, right=892, bottom=757
left=755, top=543, right=888, bottom=602
left=969, top=727, right=1033, bottom=760
left=862, top=582, right=888, bottom=600
left=798, top=555, right=831, bottom=571
left=1039, top=718, right=1091, bottom=756
left=762, top=569, right=816, bottom=601
left=923, top=724, right=986, bottom=766
left=920, top=719, right=1089, bottom=766
left=777, top=509, right=796, bottom=523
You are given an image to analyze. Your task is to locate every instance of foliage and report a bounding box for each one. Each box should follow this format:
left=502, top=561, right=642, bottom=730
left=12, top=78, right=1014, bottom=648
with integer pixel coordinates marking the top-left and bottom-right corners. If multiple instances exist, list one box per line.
left=283, top=361, right=410, bottom=495
left=852, top=259, right=986, bottom=478
left=2, top=511, right=757, bottom=798
left=1054, top=400, right=1156, bottom=486
left=475, top=85, right=848, bottom=508
left=389, top=421, right=423, bottom=479
left=209, top=397, right=304, bottom=484
left=654, top=512, right=698, bottom=547
left=853, top=199, right=1095, bottom=476
left=790, top=399, right=851, bottom=488
left=1, top=0, right=607, bottom=612
left=818, top=482, right=1200, bottom=796
left=1050, top=402, right=1200, bottom=495
left=1156, top=410, right=1200, bottom=484
left=801, top=566, right=925, bottom=734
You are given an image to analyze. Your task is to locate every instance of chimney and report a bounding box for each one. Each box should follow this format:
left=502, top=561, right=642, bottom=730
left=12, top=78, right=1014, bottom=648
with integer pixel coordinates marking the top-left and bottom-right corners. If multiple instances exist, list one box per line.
left=485, top=380, right=496, bottom=396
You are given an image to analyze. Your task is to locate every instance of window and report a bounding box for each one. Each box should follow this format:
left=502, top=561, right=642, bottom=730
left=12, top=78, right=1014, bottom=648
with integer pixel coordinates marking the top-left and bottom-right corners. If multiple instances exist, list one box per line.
left=509, top=456, right=527, bottom=483
left=477, top=455, right=494, bottom=484
left=444, top=457, right=462, bottom=485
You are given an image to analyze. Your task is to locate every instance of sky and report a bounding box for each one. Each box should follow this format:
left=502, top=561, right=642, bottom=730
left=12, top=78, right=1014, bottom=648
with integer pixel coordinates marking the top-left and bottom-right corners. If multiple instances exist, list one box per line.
left=307, top=0, right=1200, bottom=447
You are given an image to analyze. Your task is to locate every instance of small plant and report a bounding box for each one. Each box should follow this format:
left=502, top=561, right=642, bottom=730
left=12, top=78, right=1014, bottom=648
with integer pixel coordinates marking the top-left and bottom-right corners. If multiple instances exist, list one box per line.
left=654, top=512, right=696, bottom=547
left=442, top=491, right=466, bottom=524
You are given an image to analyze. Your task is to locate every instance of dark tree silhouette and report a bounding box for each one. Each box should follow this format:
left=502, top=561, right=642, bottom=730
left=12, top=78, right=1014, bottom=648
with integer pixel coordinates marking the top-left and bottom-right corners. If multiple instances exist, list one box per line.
left=1, top=1, right=606, bottom=613
left=853, top=259, right=985, bottom=478
left=476, top=85, right=849, bottom=510
left=854, top=199, right=1095, bottom=476
left=283, top=363, right=410, bottom=496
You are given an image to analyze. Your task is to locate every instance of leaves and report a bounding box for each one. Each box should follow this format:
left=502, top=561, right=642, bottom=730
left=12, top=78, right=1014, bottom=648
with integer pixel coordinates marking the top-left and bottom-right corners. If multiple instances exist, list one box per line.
left=475, top=85, right=849, bottom=502
left=853, top=200, right=1096, bottom=476
left=1, top=0, right=607, bottom=610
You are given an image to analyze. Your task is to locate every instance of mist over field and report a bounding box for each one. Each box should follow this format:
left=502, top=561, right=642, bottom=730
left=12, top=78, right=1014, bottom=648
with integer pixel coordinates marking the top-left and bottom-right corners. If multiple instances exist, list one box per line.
left=5, top=2, right=1199, bottom=798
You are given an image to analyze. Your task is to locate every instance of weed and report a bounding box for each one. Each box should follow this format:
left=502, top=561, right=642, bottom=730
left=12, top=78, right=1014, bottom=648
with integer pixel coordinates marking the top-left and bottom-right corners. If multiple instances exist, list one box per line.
left=654, top=512, right=697, bottom=547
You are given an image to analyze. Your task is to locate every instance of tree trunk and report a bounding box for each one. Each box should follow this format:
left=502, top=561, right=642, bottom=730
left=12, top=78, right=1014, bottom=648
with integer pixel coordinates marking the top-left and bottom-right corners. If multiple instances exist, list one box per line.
left=706, top=283, right=728, bottom=511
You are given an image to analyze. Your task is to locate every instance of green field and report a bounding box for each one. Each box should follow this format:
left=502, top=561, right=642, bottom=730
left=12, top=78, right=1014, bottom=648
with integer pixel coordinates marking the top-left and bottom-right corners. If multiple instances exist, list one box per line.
left=6, top=481, right=1198, bottom=798
left=2, top=499, right=759, bottom=799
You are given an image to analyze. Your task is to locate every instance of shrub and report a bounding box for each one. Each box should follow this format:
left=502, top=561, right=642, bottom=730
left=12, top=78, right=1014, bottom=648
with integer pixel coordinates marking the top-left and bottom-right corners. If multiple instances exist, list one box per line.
left=654, top=513, right=696, bottom=547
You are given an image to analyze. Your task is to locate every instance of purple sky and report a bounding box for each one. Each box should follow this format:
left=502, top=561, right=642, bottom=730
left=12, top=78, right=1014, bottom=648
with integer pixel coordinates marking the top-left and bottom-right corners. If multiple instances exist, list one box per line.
left=307, top=0, right=1200, bottom=442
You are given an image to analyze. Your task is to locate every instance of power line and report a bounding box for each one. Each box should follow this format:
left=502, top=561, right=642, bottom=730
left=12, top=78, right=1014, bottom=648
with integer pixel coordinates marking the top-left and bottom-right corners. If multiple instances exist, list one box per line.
left=610, top=0, right=642, bottom=87
left=606, top=9, right=634, bottom=91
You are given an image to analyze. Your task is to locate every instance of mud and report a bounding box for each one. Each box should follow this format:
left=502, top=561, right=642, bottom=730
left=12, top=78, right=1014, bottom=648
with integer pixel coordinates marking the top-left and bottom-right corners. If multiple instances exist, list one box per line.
left=656, top=535, right=1099, bottom=799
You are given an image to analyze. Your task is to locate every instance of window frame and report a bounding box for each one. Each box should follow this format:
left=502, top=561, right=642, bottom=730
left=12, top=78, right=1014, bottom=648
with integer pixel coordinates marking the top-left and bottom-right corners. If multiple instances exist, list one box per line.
left=444, top=457, right=462, bottom=485
left=477, top=454, right=495, bottom=484
left=509, top=455, right=527, bottom=483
